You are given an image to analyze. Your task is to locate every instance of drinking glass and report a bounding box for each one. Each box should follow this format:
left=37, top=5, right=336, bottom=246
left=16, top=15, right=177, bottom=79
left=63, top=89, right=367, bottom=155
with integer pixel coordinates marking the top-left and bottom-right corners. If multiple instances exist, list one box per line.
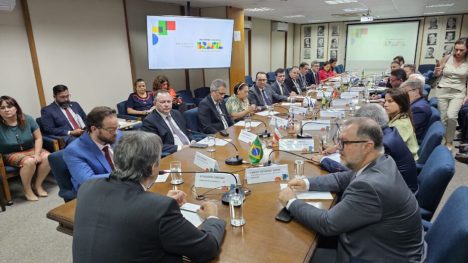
left=170, top=161, right=183, bottom=185
left=244, top=115, right=252, bottom=132
left=229, top=191, right=245, bottom=227
left=207, top=136, right=216, bottom=152
left=294, top=160, right=305, bottom=179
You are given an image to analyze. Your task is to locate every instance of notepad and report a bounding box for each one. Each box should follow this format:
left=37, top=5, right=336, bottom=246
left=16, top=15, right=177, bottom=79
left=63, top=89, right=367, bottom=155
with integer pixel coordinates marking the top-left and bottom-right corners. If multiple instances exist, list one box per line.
left=180, top=203, right=205, bottom=227
left=234, top=121, right=262, bottom=127
left=280, top=184, right=333, bottom=200
left=255, top=111, right=279, bottom=116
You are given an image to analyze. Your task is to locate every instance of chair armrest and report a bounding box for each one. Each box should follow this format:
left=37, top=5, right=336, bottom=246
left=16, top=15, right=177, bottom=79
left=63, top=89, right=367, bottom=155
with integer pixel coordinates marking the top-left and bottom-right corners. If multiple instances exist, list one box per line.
left=117, top=114, right=140, bottom=121
left=190, top=131, right=207, bottom=141
left=42, top=136, right=61, bottom=152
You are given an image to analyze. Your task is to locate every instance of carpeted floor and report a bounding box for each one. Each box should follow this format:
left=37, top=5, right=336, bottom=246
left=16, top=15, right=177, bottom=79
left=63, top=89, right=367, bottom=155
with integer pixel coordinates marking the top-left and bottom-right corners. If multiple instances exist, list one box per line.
left=1, top=155, right=467, bottom=263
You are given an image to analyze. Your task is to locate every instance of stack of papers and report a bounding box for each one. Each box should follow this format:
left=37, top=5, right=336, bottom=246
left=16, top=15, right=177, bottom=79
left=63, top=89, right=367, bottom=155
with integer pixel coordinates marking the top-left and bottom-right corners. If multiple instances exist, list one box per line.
left=234, top=121, right=262, bottom=127
left=180, top=203, right=204, bottom=227
left=280, top=184, right=333, bottom=200
left=198, top=137, right=229, bottom=146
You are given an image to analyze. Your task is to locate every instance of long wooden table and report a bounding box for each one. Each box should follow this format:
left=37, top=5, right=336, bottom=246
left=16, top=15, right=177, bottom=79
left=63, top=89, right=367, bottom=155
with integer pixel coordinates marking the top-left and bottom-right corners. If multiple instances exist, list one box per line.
left=47, top=109, right=334, bottom=263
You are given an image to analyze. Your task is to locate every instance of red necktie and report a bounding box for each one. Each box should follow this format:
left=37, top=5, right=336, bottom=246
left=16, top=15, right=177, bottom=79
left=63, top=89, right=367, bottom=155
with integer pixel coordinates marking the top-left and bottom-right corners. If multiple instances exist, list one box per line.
left=65, top=108, right=81, bottom=129
left=103, top=146, right=115, bottom=171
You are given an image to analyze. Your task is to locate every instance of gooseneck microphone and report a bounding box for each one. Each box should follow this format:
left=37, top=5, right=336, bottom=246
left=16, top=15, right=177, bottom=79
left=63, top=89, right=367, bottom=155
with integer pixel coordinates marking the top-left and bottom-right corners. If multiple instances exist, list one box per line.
left=264, top=149, right=317, bottom=167
left=251, top=118, right=271, bottom=138
left=187, top=129, right=243, bottom=166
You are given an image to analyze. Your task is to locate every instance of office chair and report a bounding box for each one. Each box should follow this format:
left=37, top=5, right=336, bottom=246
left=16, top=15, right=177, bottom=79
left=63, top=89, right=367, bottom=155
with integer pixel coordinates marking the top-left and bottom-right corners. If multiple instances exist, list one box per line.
left=416, top=121, right=444, bottom=170
left=48, top=150, right=76, bottom=202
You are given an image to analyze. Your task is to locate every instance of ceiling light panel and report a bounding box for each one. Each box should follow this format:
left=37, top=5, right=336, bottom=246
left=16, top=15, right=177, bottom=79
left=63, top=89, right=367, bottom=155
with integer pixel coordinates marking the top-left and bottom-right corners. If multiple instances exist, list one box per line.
left=325, top=0, right=358, bottom=4
left=244, top=7, right=274, bottom=12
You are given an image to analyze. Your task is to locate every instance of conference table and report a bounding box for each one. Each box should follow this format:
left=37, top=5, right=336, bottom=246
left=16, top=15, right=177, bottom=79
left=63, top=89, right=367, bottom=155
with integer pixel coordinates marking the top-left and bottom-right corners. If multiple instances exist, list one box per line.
left=47, top=105, right=337, bottom=263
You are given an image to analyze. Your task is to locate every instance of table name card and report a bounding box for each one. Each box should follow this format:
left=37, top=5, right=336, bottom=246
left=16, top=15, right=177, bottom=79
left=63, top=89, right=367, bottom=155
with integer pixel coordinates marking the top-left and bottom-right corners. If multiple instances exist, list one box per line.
left=245, top=164, right=289, bottom=184
left=281, top=102, right=302, bottom=107
left=234, top=121, right=262, bottom=127
left=279, top=139, right=314, bottom=153
left=289, top=106, right=308, bottom=115
left=301, top=119, right=331, bottom=131
left=269, top=116, right=289, bottom=128
left=340, top=91, right=359, bottom=99
left=316, top=91, right=332, bottom=99
left=194, top=173, right=239, bottom=188
left=255, top=110, right=279, bottom=116
left=238, top=129, right=258, bottom=144
left=320, top=110, right=345, bottom=118
left=349, top=86, right=364, bottom=92
left=331, top=99, right=352, bottom=107
left=194, top=152, right=219, bottom=171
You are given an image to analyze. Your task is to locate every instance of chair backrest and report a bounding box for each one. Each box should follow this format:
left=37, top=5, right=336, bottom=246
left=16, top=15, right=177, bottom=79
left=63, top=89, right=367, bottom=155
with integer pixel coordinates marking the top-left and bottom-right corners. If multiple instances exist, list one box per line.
left=266, top=72, right=276, bottom=84
left=48, top=150, right=76, bottom=202
left=429, top=97, right=438, bottom=108
left=417, top=121, right=444, bottom=165
left=194, top=87, right=210, bottom=99
left=416, top=145, right=455, bottom=221
left=429, top=106, right=440, bottom=127
left=245, top=75, right=254, bottom=87
left=176, top=90, right=195, bottom=104
left=424, top=84, right=431, bottom=94
left=183, top=107, right=200, bottom=132
left=116, top=100, right=128, bottom=115
left=335, top=64, right=345, bottom=73
left=425, top=186, right=468, bottom=263
left=36, top=117, right=43, bottom=131
left=418, top=64, right=435, bottom=75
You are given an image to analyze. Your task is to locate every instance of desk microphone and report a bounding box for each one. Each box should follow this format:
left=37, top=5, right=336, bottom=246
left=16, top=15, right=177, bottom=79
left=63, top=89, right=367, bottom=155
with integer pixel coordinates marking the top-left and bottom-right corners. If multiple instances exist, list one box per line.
left=264, top=149, right=316, bottom=167
left=165, top=170, right=245, bottom=205
left=251, top=118, right=271, bottom=138
left=297, top=120, right=333, bottom=139
left=187, top=129, right=243, bottom=165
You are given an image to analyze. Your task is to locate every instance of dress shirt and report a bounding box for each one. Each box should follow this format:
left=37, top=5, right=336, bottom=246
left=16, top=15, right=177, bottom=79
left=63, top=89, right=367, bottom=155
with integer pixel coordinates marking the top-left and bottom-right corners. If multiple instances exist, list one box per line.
left=211, top=96, right=229, bottom=129
left=276, top=81, right=286, bottom=95
left=157, top=110, right=190, bottom=150
left=57, top=103, right=85, bottom=134
left=93, top=140, right=114, bottom=163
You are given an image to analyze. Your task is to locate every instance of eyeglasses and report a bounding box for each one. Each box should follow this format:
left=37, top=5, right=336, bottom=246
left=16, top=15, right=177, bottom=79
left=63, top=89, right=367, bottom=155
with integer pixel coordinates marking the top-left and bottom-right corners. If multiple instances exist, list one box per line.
left=100, top=126, right=119, bottom=133
left=257, top=79, right=267, bottom=82
left=337, top=139, right=370, bottom=150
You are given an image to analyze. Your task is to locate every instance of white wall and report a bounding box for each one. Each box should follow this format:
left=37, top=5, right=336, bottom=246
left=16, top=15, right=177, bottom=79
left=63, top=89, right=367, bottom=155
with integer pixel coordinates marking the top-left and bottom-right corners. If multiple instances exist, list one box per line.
left=27, top=0, right=133, bottom=112
left=286, top=23, right=295, bottom=68
left=250, top=18, right=271, bottom=76
left=0, top=1, right=41, bottom=116
left=271, top=31, right=286, bottom=70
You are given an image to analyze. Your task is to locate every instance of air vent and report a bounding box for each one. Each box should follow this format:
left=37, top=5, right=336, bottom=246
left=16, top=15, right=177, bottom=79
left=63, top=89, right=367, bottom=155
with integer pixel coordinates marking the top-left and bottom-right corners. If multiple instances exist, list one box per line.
left=0, top=0, right=15, bottom=12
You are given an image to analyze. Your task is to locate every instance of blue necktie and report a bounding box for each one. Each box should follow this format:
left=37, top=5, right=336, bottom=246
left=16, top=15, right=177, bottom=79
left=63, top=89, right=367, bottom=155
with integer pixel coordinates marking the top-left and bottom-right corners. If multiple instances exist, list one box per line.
left=262, top=89, right=272, bottom=105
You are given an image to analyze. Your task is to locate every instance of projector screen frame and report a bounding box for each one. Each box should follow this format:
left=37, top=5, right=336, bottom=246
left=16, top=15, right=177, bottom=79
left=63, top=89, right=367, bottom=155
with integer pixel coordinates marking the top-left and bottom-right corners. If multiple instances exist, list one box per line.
left=146, top=15, right=235, bottom=70
left=344, top=19, right=421, bottom=73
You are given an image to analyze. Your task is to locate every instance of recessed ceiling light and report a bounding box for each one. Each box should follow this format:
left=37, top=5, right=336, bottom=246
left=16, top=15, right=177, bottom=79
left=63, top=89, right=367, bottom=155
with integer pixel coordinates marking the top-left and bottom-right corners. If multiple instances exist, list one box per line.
left=245, top=7, right=274, bottom=12
left=425, top=3, right=454, bottom=8
left=283, top=15, right=305, bottom=18
left=325, top=0, right=358, bottom=5
left=423, top=11, right=445, bottom=15
left=343, top=7, right=368, bottom=12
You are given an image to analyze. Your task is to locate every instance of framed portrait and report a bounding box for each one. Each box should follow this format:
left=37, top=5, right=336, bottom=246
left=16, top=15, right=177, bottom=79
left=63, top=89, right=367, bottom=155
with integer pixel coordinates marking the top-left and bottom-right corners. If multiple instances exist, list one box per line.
left=317, top=47, right=324, bottom=59
left=428, top=17, right=438, bottom=30
left=427, top=33, right=437, bottom=46
left=304, top=38, right=311, bottom=48
left=304, top=49, right=311, bottom=59
left=446, top=17, right=456, bottom=30
left=445, top=31, right=456, bottom=43
left=304, top=26, right=311, bottom=37
left=330, top=50, right=337, bottom=60
left=317, top=37, right=324, bottom=48
left=317, top=25, right=325, bottom=36
left=331, top=25, right=339, bottom=36
left=330, top=38, right=338, bottom=49
left=425, top=47, right=435, bottom=59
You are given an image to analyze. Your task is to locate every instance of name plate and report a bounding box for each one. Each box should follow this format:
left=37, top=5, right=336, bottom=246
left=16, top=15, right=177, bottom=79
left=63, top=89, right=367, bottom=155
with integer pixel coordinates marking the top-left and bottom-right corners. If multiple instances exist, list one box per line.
left=279, top=139, right=314, bottom=152
left=349, top=86, right=364, bottom=92
left=289, top=106, right=308, bottom=115
left=340, top=91, right=359, bottom=99
left=331, top=99, right=351, bottom=107
left=194, top=152, right=219, bottom=171
left=194, top=173, right=240, bottom=188
left=246, top=164, right=289, bottom=184
left=320, top=110, right=345, bottom=118
left=238, top=130, right=257, bottom=144
left=316, top=91, right=332, bottom=99
left=269, top=116, right=289, bottom=129
left=301, top=119, right=331, bottom=131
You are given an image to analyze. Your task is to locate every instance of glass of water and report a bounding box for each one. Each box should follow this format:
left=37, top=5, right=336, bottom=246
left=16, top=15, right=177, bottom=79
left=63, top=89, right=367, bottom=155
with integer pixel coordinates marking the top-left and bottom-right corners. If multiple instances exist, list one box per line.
left=170, top=161, right=183, bottom=185
left=229, top=190, right=245, bottom=227
left=207, top=136, right=216, bottom=152
left=294, top=159, right=305, bottom=179
left=244, top=115, right=252, bottom=132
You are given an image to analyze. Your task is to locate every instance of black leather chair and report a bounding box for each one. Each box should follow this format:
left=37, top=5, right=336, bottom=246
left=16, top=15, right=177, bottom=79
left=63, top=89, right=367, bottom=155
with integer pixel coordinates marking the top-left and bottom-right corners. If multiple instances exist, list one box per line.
left=48, top=150, right=76, bottom=202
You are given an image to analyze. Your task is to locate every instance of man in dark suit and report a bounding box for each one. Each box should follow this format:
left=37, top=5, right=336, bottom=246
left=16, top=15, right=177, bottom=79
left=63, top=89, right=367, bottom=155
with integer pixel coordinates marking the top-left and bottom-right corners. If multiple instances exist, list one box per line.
left=141, top=90, right=193, bottom=155
left=279, top=118, right=425, bottom=262
left=403, top=80, right=432, bottom=143
left=40, top=85, right=87, bottom=146
left=64, top=106, right=122, bottom=191
left=298, top=62, right=310, bottom=88
left=198, top=79, right=234, bottom=134
left=284, top=66, right=303, bottom=94
left=248, top=72, right=286, bottom=111
left=306, top=61, right=320, bottom=86
left=312, top=104, right=418, bottom=193
left=73, top=131, right=226, bottom=263
left=270, top=68, right=293, bottom=98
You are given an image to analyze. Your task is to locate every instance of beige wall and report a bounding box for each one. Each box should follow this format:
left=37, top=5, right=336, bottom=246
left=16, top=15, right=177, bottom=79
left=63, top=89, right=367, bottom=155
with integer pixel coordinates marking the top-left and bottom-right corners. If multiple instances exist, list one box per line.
left=250, top=18, right=271, bottom=76
left=0, top=1, right=41, bottom=116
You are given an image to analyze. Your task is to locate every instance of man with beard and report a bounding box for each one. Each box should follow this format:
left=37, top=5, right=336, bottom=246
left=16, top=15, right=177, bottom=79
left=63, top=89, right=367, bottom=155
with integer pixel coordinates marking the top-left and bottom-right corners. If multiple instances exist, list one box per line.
left=278, top=118, right=425, bottom=262
left=64, top=106, right=122, bottom=192
left=40, top=85, right=87, bottom=146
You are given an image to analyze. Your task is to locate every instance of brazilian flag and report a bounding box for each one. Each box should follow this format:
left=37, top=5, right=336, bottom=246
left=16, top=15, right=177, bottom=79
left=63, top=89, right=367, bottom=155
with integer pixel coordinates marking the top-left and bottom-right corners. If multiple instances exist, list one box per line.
left=249, top=137, right=263, bottom=165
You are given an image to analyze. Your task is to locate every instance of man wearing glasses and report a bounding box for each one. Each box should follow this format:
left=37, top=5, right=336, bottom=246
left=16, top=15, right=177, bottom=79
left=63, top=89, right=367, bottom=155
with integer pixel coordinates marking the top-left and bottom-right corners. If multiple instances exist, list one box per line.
left=198, top=79, right=234, bottom=134
left=40, top=85, right=87, bottom=146
left=64, top=106, right=122, bottom=192
left=278, top=117, right=425, bottom=262
left=402, top=80, right=431, bottom=143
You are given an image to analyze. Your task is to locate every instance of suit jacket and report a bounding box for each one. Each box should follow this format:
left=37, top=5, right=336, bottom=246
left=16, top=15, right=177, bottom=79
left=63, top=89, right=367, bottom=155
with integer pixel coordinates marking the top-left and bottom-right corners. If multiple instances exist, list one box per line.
left=320, top=127, right=418, bottom=193
left=141, top=110, right=192, bottom=155
left=63, top=131, right=122, bottom=191
left=73, top=178, right=226, bottom=263
left=284, top=77, right=303, bottom=94
left=305, top=70, right=320, bottom=86
left=289, top=155, right=424, bottom=262
left=270, top=81, right=290, bottom=100
left=248, top=84, right=285, bottom=111
left=411, top=97, right=432, bottom=143
left=40, top=101, right=87, bottom=144
left=198, top=96, right=234, bottom=134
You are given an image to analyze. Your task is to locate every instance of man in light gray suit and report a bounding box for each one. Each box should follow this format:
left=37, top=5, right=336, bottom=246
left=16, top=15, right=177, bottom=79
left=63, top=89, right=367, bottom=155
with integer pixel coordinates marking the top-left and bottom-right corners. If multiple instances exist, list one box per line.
left=279, top=117, right=425, bottom=262
left=248, top=71, right=286, bottom=111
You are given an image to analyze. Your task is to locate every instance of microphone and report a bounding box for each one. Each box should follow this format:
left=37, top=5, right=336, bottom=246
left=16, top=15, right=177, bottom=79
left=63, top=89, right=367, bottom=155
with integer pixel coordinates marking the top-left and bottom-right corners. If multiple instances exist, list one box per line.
left=163, top=170, right=245, bottom=205
left=264, top=149, right=317, bottom=167
left=187, top=129, right=243, bottom=165
left=251, top=118, right=271, bottom=138
left=297, top=120, right=331, bottom=139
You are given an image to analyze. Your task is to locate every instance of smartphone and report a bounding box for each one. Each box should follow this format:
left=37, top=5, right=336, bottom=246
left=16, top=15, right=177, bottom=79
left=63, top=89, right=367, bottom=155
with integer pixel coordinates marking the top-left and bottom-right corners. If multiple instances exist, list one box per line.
left=275, top=208, right=293, bottom=223
left=435, top=59, right=440, bottom=67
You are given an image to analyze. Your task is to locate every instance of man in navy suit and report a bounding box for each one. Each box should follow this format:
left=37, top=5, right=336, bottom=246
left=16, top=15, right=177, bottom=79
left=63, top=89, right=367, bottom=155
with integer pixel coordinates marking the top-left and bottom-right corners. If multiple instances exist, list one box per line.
left=40, top=85, right=87, bottom=146
left=284, top=66, right=303, bottom=94
left=306, top=61, right=320, bottom=86
left=270, top=68, right=297, bottom=100
left=64, top=106, right=122, bottom=191
left=402, top=80, right=432, bottom=143
left=141, top=90, right=193, bottom=155
left=198, top=79, right=234, bottom=134
left=248, top=72, right=287, bottom=111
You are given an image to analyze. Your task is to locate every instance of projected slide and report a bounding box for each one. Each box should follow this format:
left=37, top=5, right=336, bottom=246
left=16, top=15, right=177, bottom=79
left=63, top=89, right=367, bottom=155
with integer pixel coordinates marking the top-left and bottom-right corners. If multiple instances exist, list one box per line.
left=147, top=16, right=234, bottom=69
left=345, top=22, right=419, bottom=73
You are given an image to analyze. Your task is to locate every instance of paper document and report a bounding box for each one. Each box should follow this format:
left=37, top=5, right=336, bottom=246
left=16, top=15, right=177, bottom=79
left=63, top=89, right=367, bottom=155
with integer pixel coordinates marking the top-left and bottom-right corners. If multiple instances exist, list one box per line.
left=180, top=203, right=204, bottom=227
left=234, top=121, right=262, bottom=127
left=155, top=173, right=169, bottom=183
left=255, top=111, right=279, bottom=116
left=280, top=184, right=333, bottom=200
left=198, top=137, right=229, bottom=146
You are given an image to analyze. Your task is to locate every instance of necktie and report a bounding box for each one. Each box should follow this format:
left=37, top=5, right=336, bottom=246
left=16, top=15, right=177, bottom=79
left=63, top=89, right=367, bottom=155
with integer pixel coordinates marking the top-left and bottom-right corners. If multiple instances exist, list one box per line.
left=315, top=73, right=319, bottom=84
left=65, top=108, right=81, bottom=129
left=102, top=146, right=115, bottom=171
left=166, top=115, right=190, bottom=145
left=216, top=103, right=229, bottom=129
left=261, top=89, right=272, bottom=105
